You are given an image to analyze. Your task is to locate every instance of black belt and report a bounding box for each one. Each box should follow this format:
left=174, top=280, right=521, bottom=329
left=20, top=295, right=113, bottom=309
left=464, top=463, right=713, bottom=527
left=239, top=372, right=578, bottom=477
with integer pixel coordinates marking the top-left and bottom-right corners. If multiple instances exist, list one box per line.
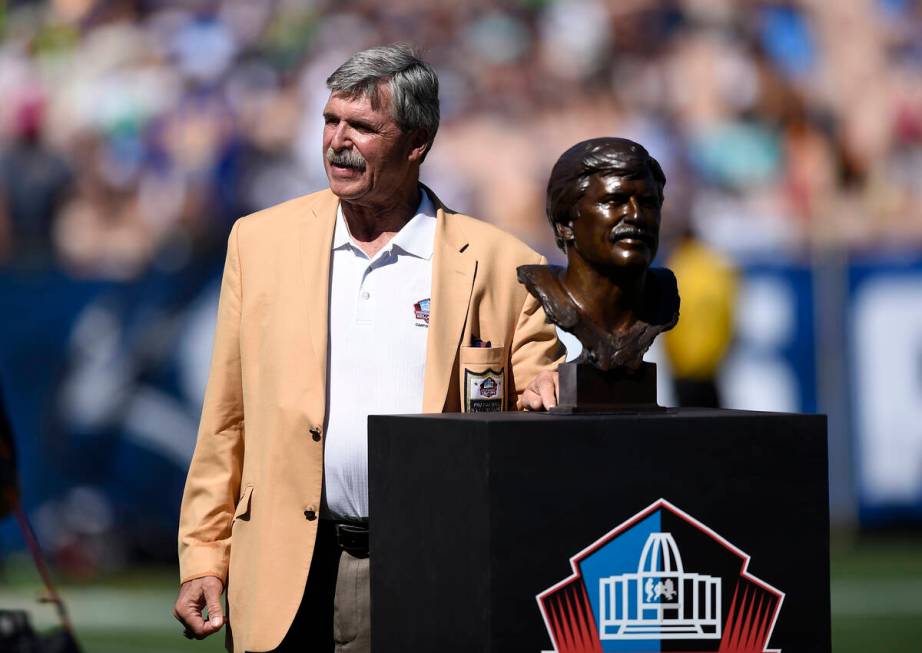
left=322, top=518, right=369, bottom=559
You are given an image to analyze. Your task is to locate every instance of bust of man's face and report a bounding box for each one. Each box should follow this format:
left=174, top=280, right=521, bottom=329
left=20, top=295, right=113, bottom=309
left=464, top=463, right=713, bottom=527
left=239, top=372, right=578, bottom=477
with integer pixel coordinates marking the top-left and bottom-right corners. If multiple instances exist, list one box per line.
left=567, top=170, right=661, bottom=272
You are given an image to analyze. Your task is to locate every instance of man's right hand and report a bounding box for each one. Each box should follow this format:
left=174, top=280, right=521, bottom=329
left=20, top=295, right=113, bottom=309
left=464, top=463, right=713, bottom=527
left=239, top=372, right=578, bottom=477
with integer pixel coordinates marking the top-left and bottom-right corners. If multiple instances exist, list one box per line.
left=518, top=370, right=559, bottom=411
left=173, top=576, right=225, bottom=640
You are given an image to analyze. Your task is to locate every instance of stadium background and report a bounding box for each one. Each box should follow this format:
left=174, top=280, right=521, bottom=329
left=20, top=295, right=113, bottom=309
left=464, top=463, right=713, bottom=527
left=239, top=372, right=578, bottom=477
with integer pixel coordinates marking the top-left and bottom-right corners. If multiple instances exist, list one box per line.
left=0, top=0, right=919, bottom=650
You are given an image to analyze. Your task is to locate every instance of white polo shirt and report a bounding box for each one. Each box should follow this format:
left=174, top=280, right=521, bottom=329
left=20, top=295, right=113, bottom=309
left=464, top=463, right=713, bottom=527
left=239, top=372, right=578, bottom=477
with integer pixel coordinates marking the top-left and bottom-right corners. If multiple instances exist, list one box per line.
left=322, top=190, right=436, bottom=520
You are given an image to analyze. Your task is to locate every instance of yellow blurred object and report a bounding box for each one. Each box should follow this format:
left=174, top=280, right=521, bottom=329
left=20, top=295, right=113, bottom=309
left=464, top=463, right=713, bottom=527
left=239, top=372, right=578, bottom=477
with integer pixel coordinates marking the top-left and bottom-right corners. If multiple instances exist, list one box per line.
left=663, top=237, right=738, bottom=380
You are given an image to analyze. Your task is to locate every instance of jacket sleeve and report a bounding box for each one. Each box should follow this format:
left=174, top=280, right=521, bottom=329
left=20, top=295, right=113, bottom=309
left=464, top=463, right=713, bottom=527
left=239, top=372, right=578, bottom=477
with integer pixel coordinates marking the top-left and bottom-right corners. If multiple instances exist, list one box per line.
left=177, top=221, right=245, bottom=585
left=509, top=254, right=565, bottom=404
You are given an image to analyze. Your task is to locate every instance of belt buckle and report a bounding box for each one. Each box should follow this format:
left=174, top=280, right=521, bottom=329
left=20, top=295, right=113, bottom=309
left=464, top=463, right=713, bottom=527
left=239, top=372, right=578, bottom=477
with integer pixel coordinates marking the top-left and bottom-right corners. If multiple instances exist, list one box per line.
left=335, top=523, right=369, bottom=558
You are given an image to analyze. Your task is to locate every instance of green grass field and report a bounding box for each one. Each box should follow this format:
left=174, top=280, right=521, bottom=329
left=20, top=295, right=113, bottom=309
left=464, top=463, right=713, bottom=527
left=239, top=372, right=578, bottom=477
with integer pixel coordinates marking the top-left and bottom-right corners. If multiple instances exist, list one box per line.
left=828, top=536, right=922, bottom=652
left=2, top=535, right=920, bottom=652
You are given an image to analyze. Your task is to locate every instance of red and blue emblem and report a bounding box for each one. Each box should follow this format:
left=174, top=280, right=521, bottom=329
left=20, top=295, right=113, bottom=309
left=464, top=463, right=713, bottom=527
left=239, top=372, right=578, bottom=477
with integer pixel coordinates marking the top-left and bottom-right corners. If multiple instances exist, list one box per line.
left=414, top=298, right=431, bottom=326
left=479, top=377, right=498, bottom=398
left=537, top=499, right=784, bottom=653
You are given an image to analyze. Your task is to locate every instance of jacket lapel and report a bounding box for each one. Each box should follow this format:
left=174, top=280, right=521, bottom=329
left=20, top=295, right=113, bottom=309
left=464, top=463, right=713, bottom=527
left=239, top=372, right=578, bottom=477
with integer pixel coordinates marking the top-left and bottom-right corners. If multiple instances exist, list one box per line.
left=300, top=190, right=338, bottom=393
left=422, top=194, right=476, bottom=413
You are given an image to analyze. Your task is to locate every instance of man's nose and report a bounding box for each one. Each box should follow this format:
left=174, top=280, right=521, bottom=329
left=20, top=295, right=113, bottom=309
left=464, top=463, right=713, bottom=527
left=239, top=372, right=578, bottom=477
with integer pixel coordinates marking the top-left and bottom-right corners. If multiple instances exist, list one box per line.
left=330, top=123, right=351, bottom=151
left=623, top=196, right=641, bottom=222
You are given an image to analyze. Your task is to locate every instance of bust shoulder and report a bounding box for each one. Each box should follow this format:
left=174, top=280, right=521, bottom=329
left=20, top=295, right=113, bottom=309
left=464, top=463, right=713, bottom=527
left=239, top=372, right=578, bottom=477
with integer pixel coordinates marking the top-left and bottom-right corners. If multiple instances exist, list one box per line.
left=516, top=265, right=580, bottom=330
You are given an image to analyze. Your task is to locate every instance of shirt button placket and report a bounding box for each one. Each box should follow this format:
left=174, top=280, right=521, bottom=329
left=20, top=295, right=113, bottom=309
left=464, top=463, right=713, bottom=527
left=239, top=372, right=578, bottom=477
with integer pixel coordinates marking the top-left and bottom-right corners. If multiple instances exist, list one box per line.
left=356, top=268, right=374, bottom=323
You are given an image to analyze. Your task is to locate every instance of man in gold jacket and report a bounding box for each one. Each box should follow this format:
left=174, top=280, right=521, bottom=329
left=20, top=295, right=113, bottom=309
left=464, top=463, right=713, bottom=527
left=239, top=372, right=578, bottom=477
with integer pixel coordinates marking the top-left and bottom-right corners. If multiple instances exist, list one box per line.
left=174, top=44, right=561, bottom=653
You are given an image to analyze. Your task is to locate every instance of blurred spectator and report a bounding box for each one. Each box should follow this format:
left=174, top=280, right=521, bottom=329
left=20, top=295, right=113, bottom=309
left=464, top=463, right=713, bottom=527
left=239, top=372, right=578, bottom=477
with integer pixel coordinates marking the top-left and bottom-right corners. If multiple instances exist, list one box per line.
left=0, top=89, right=72, bottom=268
left=663, top=225, right=739, bottom=408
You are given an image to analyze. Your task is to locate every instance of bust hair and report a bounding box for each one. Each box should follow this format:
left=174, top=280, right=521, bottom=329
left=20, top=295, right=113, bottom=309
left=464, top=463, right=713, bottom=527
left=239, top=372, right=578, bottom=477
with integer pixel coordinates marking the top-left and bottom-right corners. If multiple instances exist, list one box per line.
left=546, top=137, right=666, bottom=251
left=327, top=43, right=440, bottom=158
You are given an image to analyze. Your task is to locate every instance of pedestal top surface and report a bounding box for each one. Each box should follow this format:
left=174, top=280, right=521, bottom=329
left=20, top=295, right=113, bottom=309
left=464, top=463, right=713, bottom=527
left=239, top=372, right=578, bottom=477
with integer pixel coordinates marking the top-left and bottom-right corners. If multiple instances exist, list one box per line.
left=369, top=407, right=823, bottom=422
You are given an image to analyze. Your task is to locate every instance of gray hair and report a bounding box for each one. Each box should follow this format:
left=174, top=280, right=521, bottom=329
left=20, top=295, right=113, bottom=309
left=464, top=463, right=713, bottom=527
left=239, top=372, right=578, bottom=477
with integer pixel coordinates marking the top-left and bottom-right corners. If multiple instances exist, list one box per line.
left=326, top=44, right=440, bottom=157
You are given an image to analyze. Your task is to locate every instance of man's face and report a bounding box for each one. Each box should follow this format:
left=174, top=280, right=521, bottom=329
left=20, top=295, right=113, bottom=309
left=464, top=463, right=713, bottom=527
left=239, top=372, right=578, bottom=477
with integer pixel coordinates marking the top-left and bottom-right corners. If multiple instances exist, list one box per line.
left=322, top=88, right=424, bottom=206
left=567, top=171, right=661, bottom=271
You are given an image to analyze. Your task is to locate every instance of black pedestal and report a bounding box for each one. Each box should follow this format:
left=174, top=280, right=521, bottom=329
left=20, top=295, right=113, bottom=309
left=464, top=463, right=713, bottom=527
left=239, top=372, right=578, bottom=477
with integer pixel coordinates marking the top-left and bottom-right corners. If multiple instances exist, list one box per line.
left=368, top=409, right=829, bottom=653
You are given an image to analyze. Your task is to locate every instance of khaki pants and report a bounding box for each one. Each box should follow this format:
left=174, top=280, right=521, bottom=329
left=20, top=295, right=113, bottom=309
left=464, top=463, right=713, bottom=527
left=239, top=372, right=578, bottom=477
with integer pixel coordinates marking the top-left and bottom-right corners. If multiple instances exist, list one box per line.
left=333, top=552, right=370, bottom=652
left=264, top=522, right=370, bottom=653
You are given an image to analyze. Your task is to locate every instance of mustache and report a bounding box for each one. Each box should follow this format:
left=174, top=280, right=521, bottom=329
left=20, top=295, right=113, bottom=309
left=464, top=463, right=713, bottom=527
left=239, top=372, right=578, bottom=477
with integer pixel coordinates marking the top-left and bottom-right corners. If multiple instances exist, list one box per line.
left=609, top=226, right=657, bottom=246
left=326, top=147, right=367, bottom=171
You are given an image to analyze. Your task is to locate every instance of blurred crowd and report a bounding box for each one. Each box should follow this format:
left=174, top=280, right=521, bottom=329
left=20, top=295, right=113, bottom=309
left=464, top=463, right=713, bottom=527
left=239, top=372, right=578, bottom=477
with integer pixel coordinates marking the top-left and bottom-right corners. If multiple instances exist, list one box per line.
left=0, top=0, right=920, bottom=278
left=2, top=0, right=922, bottom=574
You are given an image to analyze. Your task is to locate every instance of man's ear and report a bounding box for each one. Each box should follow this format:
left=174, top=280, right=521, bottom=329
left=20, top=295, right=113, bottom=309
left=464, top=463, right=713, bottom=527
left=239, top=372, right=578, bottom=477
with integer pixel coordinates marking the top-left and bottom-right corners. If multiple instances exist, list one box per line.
left=407, top=130, right=430, bottom=163
left=555, top=221, right=574, bottom=244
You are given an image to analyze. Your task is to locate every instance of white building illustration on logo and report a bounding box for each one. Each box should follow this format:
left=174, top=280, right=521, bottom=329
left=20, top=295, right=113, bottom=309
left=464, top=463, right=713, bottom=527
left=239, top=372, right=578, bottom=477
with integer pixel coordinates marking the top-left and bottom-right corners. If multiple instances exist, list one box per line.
left=598, top=532, right=722, bottom=640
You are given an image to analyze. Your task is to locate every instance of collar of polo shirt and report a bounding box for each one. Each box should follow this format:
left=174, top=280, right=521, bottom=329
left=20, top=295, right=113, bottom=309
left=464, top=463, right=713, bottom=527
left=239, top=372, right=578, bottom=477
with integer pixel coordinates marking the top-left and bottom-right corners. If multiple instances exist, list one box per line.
left=332, top=187, right=436, bottom=261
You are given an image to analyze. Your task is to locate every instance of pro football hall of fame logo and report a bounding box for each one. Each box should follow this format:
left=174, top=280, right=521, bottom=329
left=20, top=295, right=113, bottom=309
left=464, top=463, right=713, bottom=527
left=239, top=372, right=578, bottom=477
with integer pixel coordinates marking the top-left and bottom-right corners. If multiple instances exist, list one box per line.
left=537, top=499, right=784, bottom=653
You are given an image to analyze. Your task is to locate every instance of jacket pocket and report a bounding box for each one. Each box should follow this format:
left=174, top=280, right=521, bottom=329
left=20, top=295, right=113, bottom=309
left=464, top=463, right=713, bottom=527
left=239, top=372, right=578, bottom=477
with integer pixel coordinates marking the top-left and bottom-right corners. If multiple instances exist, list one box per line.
left=233, top=485, right=254, bottom=521
left=459, top=345, right=506, bottom=412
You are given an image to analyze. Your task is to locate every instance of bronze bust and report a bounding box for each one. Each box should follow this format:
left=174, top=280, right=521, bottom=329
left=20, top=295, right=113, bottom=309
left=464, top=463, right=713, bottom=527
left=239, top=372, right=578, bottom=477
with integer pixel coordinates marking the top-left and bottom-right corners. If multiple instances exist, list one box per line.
left=518, top=137, right=679, bottom=373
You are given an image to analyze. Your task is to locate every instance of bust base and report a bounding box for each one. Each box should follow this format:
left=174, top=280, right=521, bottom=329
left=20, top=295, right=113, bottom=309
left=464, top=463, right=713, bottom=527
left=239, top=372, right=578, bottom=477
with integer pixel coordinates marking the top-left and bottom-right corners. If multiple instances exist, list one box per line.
left=551, top=361, right=661, bottom=413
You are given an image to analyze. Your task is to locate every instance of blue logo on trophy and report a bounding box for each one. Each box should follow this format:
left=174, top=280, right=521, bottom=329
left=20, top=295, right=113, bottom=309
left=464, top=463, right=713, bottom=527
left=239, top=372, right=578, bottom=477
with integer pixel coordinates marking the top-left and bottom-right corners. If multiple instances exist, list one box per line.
left=537, top=499, right=784, bottom=653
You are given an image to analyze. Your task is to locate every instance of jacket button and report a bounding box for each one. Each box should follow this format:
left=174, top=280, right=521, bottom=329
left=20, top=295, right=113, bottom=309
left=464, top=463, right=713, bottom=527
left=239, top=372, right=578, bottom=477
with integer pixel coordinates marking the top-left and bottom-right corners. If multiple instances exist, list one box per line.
left=309, top=426, right=322, bottom=442
left=304, top=508, right=317, bottom=521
